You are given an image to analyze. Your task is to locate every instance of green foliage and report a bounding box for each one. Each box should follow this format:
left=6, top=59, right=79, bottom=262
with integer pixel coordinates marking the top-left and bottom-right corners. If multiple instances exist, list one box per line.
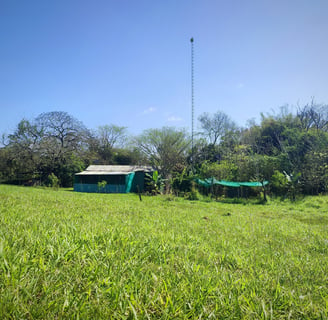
left=172, top=167, right=192, bottom=194
left=135, top=127, right=190, bottom=181
left=56, top=155, right=86, bottom=187
left=301, top=151, right=328, bottom=194
left=2, top=112, right=89, bottom=187
left=47, top=173, right=60, bottom=189
left=2, top=102, right=328, bottom=197
left=199, top=160, right=238, bottom=181
left=97, top=180, right=107, bottom=192
left=153, top=170, right=158, bottom=182
left=270, top=170, right=289, bottom=196
left=145, top=170, right=165, bottom=195
left=95, top=124, right=129, bottom=164
left=284, top=171, right=302, bottom=201
left=1, top=185, right=328, bottom=318
left=113, top=149, right=135, bottom=165
left=184, top=184, right=200, bottom=200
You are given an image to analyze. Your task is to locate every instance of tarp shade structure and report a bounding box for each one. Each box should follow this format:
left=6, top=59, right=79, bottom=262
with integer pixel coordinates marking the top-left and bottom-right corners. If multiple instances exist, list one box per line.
left=239, top=181, right=269, bottom=187
left=195, top=178, right=269, bottom=188
left=195, top=178, right=211, bottom=187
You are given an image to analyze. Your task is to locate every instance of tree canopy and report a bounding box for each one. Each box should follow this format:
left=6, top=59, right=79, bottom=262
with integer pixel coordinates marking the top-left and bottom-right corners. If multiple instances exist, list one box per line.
left=1, top=103, right=328, bottom=197
left=134, top=127, right=190, bottom=180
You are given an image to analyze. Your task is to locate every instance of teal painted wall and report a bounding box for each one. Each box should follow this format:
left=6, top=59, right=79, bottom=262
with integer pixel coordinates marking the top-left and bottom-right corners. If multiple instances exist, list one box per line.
left=74, top=183, right=126, bottom=193
left=73, top=171, right=150, bottom=193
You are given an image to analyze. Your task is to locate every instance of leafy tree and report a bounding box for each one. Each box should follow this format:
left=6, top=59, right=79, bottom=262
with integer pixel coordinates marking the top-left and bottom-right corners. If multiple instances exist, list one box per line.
left=199, top=160, right=238, bottom=181
left=47, top=173, right=60, bottom=189
left=95, top=125, right=128, bottom=163
left=134, top=127, right=190, bottom=186
left=89, top=125, right=129, bottom=164
left=301, top=151, right=328, bottom=194
left=171, top=167, right=192, bottom=194
left=34, top=111, right=90, bottom=185
left=283, top=171, right=302, bottom=201
left=55, top=154, right=85, bottom=187
left=186, top=138, right=220, bottom=169
left=113, top=148, right=141, bottom=165
left=2, top=112, right=90, bottom=187
left=5, top=119, right=43, bottom=182
left=0, top=147, right=16, bottom=183
left=270, top=170, right=289, bottom=197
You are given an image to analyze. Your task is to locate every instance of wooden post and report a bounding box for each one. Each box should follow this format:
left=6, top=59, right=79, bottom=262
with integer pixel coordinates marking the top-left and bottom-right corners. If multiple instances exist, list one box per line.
left=137, top=185, right=142, bottom=201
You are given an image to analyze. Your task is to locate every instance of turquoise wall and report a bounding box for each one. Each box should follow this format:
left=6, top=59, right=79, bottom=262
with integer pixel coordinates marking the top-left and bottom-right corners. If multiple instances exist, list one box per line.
left=73, top=171, right=148, bottom=193
left=74, top=183, right=126, bottom=193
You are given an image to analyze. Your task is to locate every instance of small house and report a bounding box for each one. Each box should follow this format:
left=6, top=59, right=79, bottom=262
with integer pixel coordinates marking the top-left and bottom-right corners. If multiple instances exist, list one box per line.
left=74, top=165, right=153, bottom=193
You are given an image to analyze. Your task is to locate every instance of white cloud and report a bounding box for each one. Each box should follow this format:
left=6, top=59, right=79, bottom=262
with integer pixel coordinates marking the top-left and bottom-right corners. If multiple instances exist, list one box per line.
left=143, top=107, right=157, bottom=114
left=236, top=83, right=245, bottom=89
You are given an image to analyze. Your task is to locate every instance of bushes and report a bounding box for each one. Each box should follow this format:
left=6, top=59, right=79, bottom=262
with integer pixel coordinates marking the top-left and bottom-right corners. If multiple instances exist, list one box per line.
left=47, top=173, right=60, bottom=189
left=184, top=183, right=200, bottom=200
left=97, top=180, right=107, bottom=193
left=270, top=170, right=289, bottom=196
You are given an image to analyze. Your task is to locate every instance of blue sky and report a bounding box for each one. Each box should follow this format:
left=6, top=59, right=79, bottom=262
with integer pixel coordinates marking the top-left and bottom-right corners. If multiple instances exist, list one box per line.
left=1, top=0, right=328, bottom=136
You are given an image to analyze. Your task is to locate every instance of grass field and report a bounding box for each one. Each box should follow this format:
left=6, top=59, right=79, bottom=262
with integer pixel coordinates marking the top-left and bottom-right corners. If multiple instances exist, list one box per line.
left=0, top=185, right=328, bottom=319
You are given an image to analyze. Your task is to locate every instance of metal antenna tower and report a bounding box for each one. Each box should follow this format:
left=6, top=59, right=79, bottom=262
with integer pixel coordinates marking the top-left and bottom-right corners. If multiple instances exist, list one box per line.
left=190, top=37, right=194, bottom=171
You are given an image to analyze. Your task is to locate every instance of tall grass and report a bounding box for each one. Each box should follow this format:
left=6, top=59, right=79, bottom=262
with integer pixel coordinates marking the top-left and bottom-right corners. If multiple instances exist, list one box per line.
left=0, top=185, right=327, bottom=319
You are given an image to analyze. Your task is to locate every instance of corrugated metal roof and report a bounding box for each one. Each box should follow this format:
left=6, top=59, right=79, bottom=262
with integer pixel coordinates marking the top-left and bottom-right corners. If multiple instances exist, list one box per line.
left=75, top=171, right=130, bottom=176
left=75, top=165, right=153, bottom=176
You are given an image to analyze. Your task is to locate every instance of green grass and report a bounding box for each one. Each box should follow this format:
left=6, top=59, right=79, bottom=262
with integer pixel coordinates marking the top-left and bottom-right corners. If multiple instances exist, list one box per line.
left=0, top=185, right=327, bottom=319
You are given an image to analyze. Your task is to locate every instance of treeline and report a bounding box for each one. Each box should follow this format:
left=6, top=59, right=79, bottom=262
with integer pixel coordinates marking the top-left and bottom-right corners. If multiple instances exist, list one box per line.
left=1, top=102, right=328, bottom=197
left=0, top=111, right=143, bottom=187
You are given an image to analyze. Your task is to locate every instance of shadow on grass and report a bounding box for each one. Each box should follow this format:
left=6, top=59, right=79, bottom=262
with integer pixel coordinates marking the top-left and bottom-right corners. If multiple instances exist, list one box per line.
left=215, top=197, right=268, bottom=205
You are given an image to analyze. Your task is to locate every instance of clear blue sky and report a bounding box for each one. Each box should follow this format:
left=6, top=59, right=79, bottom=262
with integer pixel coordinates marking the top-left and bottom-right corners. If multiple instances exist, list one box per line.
left=1, top=0, right=328, bottom=136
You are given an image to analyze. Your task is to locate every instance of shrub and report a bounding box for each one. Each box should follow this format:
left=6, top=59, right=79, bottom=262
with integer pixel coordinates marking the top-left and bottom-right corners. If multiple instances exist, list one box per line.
left=47, top=173, right=60, bottom=189
left=184, top=184, right=200, bottom=200
left=97, top=180, right=107, bottom=193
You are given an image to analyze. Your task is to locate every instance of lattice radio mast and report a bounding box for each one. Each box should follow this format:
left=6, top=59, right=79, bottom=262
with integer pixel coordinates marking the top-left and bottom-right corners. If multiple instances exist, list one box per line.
left=190, top=37, right=195, bottom=171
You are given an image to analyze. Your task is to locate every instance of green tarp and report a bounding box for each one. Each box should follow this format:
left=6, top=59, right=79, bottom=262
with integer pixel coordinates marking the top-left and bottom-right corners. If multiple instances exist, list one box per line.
left=195, top=178, right=269, bottom=188
left=239, top=181, right=269, bottom=187
left=125, top=172, right=135, bottom=193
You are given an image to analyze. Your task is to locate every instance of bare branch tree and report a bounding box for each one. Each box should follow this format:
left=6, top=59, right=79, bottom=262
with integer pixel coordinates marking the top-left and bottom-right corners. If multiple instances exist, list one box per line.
left=35, top=111, right=89, bottom=158
left=198, top=111, right=236, bottom=145
left=97, top=124, right=128, bottom=149
left=297, top=100, right=328, bottom=131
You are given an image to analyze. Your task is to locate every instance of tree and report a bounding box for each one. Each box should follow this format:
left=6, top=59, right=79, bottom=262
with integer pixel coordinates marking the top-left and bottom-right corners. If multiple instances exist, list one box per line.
left=301, top=151, right=328, bottom=194
left=34, top=111, right=90, bottom=185
left=2, top=111, right=90, bottom=186
left=297, top=100, right=328, bottom=132
left=0, top=147, right=15, bottom=183
left=5, top=119, right=44, bottom=182
left=198, top=111, right=236, bottom=146
left=97, top=124, right=128, bottom=149
left=95, top=125, right=128, bottom=163
left=113, top=148, right=142, bottom=165
left=36, top=111, right=89, bottom=158
left=134, top=127, right=190, bottom=182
